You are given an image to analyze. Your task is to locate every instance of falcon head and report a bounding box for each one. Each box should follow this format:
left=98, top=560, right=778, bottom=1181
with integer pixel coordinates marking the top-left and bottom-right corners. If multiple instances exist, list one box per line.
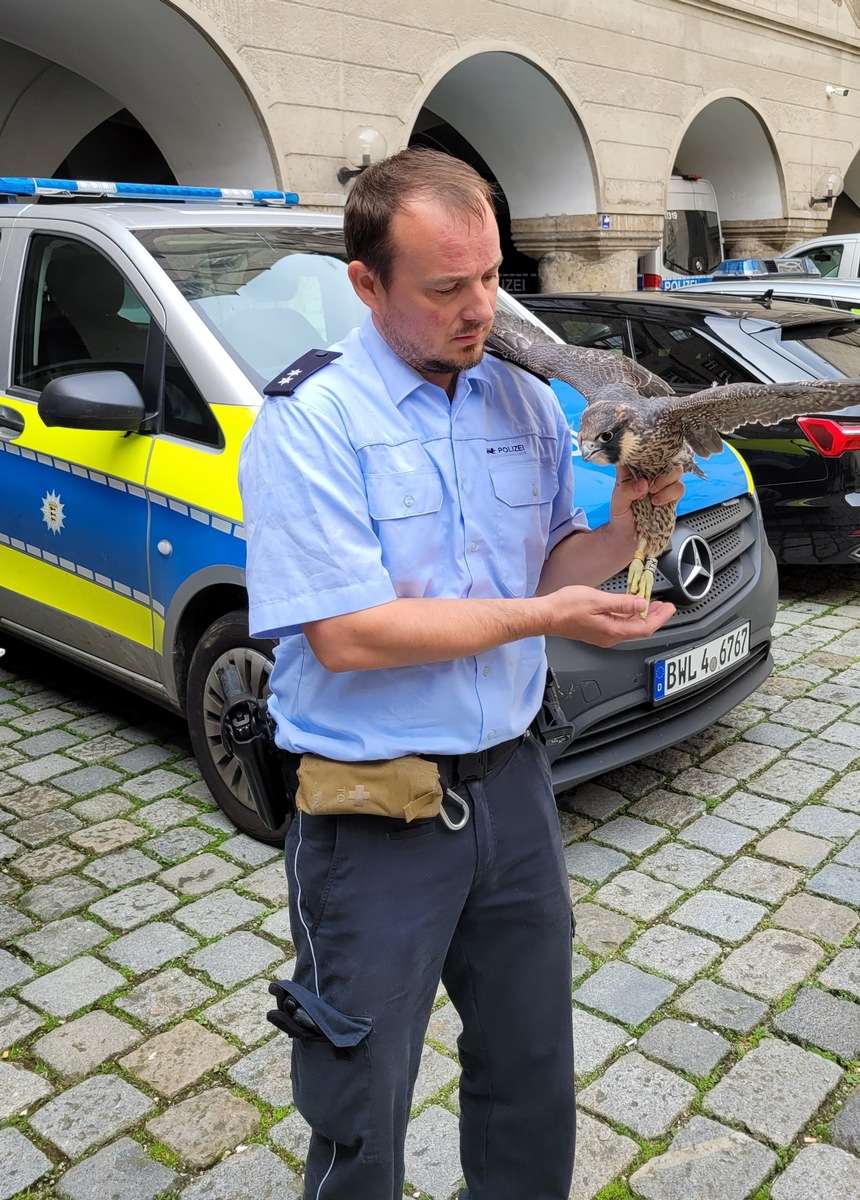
left=579, top=400, right=645, bottom=467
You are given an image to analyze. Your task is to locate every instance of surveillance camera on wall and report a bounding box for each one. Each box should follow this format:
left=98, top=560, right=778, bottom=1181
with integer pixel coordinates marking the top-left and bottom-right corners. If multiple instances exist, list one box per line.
left=826, top=84, right=850, bottom=97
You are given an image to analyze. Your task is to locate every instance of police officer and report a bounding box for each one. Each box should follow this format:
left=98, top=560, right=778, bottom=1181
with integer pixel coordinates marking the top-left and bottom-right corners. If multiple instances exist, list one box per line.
left=239, top=148, right=683, bottom=1200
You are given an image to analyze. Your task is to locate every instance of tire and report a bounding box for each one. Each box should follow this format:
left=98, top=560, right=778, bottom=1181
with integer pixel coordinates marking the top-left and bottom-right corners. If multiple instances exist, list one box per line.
left=186, top=609, right=286, bottom=845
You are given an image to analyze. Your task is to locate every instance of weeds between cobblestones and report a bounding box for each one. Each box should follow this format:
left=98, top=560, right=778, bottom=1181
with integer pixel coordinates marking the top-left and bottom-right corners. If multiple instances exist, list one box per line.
left=2, top=566, right=860, bottom=1199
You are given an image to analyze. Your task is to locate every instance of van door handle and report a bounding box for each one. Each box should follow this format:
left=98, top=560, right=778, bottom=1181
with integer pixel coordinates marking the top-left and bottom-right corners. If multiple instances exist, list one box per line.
left=0, top=404, right=25, bottom=442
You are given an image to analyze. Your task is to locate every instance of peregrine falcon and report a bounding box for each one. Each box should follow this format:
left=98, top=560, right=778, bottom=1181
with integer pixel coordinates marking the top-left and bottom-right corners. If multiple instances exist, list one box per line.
left=487, top=308, right=860, bottom=612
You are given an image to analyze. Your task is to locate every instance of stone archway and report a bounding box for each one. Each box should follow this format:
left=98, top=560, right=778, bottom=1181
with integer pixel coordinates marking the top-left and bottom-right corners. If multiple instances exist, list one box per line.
left=671, top=97, right=804, bottom=256
left=408, top=50, right=630, bottom=292
left=414, top=51, right=596, bottom=221
left=0, top=0, right=277, bottom=188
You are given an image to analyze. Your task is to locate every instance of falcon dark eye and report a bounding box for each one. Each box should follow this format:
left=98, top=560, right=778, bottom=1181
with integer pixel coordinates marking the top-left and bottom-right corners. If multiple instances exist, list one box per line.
left=598, top=430, right=615, bottom=443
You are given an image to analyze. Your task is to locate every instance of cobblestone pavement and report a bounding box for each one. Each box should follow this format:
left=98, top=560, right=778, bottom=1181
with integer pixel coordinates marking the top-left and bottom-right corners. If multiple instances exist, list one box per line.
left=2, top=568, right=860, bottom=1200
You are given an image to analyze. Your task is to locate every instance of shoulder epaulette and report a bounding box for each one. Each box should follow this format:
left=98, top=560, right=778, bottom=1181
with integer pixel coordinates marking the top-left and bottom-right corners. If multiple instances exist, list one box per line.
left=263, top=349, right=342, bottom=397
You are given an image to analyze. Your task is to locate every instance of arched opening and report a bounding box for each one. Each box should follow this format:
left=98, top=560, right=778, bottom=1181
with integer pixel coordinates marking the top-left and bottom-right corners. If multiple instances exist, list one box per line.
left=0, top=0, right=276, bottom=188
left=409, top=51, right=596, bottom=294
left=56, top=111, right=175, bottom=186
left=673, top=97, right=783, bottom=222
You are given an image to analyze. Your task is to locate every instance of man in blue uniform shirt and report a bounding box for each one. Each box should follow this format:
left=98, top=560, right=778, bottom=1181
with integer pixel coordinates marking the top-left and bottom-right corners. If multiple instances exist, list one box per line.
left=239, top=148, right=682, bottom=1200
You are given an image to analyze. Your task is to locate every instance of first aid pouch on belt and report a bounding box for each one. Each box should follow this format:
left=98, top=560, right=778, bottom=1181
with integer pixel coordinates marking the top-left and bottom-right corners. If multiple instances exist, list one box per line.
left=295, top=754, right=443, bottom=821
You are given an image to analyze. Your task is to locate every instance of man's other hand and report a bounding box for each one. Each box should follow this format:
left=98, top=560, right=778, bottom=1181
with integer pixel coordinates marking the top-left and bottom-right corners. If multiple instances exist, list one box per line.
left=540, top=586, right=675, bottom=648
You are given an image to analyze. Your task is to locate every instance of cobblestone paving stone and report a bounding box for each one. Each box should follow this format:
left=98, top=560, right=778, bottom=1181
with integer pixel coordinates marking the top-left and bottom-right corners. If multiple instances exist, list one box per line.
left=54, top=1136, right=177, bottom=1200
left=2, top=569, right=860, bottom=1199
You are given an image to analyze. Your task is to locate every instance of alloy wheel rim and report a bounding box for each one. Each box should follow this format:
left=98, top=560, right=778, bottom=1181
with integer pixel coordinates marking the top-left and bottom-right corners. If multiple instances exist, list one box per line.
left=202, top=646, right=273, bottom=813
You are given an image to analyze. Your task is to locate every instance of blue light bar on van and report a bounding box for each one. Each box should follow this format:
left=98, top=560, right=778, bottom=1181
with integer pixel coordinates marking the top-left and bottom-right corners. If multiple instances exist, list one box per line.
left=0, top=177, right=299, bottom=206
left=711, top=257, right=821, bottom=279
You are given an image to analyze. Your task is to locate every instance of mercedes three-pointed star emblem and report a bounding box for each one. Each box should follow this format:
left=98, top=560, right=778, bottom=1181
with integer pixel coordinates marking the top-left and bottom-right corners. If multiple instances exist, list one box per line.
left=674, top=534, right=715, bottom=603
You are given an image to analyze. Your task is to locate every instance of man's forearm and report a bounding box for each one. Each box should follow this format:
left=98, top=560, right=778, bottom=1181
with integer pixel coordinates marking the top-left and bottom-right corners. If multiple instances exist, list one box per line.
left=536, top=523, right=637, bottom=595
left=304, top=580, right=675, bottom=673
left=304, top=596, right=546, bottom=671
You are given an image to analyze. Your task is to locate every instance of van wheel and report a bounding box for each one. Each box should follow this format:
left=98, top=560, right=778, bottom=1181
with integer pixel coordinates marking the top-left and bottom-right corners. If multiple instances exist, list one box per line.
left=186, top=610, right=286, bottom=845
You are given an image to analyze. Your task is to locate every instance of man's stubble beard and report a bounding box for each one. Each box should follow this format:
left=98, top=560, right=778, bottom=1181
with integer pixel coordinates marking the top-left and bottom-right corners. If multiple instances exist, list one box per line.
left=380, top=315, right=487, bottom=376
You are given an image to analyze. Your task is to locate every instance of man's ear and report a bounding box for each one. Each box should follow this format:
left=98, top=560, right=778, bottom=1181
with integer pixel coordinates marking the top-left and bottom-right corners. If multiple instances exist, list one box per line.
left=348, top=260, right=384, bottom=313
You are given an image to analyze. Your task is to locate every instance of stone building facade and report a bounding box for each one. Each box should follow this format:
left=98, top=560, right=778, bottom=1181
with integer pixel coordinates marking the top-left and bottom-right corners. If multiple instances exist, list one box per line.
left=3, top=0, right=860, bottom=289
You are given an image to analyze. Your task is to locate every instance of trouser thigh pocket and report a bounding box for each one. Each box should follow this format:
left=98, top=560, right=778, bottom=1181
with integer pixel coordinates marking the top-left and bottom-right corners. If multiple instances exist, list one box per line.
left=268, top=980, right=377, bottom=1157
left=293, top=1035, right=375, bottom=1154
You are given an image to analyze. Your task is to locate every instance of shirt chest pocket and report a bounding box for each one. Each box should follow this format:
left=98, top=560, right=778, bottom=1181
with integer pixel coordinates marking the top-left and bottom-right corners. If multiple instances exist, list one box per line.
left=365, top=469, right=445, bottom=595
left=489, top=463, right=558, bottom=598
left=366, top=469, right=443, bottom=521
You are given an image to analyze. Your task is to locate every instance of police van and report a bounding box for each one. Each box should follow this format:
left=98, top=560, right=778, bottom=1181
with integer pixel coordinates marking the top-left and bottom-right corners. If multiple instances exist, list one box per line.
left=638, top=175, right=724, bottom=291
left=0, top=177, right=777, bottom=841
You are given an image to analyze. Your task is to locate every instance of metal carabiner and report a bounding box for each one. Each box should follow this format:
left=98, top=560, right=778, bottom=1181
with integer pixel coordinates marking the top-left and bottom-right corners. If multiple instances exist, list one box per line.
left=441, top=787, right=470, bottom=831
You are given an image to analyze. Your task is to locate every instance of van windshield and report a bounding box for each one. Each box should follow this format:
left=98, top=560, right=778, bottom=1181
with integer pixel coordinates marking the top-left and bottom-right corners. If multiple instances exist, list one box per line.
left=664, top=210, right=722, bottom=276
left=134, top=226, right=556, bottom=390
left=135, top=227, right=367, bottom=389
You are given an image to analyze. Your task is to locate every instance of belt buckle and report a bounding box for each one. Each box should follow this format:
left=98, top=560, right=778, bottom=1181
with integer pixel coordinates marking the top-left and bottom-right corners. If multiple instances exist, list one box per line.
left=454, top=751, right=483, bottom=782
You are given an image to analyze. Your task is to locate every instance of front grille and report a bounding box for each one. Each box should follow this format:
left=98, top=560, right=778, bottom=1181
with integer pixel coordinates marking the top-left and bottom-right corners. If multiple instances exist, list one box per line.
left=600, top=495, right=756, bottom=626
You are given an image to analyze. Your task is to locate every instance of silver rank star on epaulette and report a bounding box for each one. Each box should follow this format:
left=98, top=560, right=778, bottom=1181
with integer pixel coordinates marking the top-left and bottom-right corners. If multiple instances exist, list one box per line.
left=263, top=349, right=342, bottom=397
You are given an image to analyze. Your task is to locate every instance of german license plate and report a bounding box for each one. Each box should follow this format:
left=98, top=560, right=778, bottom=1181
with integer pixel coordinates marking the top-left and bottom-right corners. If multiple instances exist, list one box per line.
left=652, top=622, right=750, bottom=702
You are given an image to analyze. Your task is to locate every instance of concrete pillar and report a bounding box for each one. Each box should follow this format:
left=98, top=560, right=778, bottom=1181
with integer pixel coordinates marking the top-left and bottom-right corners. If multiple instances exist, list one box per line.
left=721, top=217, right=830, bottom=259
left=510, top=213, right=663, bottom=293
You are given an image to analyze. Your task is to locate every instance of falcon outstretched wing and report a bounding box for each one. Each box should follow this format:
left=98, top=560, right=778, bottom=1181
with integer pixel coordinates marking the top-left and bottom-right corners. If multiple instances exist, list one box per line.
left=662, top=378, right=860, bottom=439
left=487, top=308, right=675, bottom=402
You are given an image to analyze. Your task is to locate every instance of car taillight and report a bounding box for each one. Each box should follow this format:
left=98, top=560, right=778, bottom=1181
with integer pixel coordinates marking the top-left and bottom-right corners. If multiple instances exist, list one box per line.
left=797, top=416, right=860, bottom=456
left=640, top=274, right=663, bottom=290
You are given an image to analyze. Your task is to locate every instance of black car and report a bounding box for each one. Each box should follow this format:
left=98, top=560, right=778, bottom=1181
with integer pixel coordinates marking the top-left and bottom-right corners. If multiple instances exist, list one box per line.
left=521, top=291, right=860, bottom=566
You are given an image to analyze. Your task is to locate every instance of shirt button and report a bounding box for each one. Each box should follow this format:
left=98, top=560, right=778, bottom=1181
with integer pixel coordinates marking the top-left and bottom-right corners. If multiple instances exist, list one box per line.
left=532, top=485, right=539, bottom=496
left=488, top=729, right=496, bottom=739
left=404, top=495, right=414, bottom=508
left=483, top=665, right=491, bottom=677
left=470, top=541, right=478, bottom=553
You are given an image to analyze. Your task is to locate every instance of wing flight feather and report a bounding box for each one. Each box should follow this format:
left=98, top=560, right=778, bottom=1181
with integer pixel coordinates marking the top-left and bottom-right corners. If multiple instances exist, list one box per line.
left=487, top=308, right=675, bottom=402
left=662, top=378, right=860, bottom=437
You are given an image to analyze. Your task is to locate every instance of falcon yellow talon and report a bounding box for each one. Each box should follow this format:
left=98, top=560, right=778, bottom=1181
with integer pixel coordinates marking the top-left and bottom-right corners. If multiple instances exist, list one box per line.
left=637, top=567, right=655, bottom=617
left=627, top=554, right=655, bottom=617
left=627, top=552, right=645, bottom=596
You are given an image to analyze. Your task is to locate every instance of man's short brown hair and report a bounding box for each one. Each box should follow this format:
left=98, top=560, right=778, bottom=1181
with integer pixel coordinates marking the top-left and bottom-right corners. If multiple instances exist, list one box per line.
left=344, top=147, right=496, bottom=288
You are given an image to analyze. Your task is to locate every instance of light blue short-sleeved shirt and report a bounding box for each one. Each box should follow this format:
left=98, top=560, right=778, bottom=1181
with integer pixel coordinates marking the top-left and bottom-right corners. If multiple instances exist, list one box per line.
left=238, top=314, right=588, bottom=760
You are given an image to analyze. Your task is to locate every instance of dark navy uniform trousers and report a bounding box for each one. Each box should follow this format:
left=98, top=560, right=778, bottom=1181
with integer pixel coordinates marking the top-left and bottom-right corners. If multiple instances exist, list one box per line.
left=281, top=733, right=576, bottom=1200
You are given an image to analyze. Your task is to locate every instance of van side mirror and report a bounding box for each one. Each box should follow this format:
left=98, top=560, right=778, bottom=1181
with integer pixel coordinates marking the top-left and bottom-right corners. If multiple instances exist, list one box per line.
left=38, top=371, right=146, bottom=431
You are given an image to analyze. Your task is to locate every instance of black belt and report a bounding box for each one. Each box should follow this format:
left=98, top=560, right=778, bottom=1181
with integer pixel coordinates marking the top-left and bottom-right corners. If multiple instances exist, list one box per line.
left=422, top=729, right=529, bottom=790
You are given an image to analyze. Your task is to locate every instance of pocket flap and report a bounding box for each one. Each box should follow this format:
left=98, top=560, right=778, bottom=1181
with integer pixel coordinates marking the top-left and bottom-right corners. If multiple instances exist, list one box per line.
left=366, top=469, right=443, bottom=520
left=489, top=464, right=557, bottom=507
left=268, top=980, right=373, bottom=1047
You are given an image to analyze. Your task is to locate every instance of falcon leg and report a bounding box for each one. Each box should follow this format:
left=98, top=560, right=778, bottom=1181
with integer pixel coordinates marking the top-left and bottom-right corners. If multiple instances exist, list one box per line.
left=627, top=551, right=658, bottom=617
left=627, top=550, right=646, bottom=596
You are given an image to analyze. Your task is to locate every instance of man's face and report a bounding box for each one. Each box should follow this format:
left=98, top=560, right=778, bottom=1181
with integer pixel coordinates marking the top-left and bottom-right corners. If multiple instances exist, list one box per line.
left=355, top=196, right=502, bottom=388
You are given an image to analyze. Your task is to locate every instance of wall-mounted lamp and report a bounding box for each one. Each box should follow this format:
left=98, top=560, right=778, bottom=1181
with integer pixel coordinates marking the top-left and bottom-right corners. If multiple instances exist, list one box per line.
left=337, top=126, right=388, bottom=186
left=810, top=168, right=845, bottom=208
left=826, top=84, right=850, bottom=98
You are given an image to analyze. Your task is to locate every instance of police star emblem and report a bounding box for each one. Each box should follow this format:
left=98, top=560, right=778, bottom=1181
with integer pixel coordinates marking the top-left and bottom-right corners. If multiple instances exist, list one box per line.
left=40, top=490, right=65, bottom=534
